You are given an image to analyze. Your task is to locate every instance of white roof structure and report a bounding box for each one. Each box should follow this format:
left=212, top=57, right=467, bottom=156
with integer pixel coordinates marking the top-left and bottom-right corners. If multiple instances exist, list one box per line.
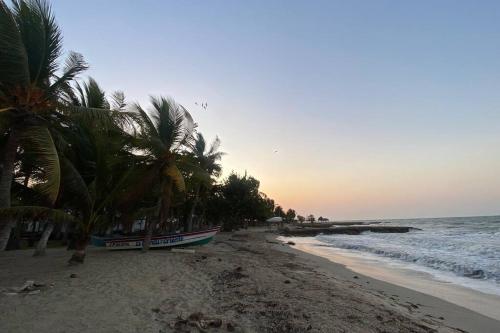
left=266, top=216, right=283, bottom=223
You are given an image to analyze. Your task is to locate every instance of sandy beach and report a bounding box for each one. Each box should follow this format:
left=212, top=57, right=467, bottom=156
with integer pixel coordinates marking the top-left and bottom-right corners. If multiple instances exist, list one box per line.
left=1, top=228, right=499, bottom=333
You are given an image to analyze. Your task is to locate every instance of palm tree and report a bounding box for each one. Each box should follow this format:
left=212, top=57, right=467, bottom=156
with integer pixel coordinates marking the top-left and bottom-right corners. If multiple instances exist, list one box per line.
left=133, top=96, right=194, bottom=251
left=185, top=133, right=223, bottom=231
left=0, top=0, right=88, bottom=250
left=31, top=78, right=125, bottom=257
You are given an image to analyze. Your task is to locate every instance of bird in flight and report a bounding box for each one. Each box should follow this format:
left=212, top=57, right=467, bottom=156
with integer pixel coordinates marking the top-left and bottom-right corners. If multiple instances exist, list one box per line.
left=195, top=102, right=208, bottom=110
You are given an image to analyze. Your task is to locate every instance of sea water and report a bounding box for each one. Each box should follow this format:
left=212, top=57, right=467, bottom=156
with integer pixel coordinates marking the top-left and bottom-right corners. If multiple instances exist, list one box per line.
left=315, top=216, right=500, bottom=296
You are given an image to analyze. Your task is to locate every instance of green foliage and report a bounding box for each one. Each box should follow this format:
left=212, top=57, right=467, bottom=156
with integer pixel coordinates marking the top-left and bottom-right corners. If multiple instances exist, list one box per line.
left=285, top=208, right=296, bottom=222
left=205, top=172, right=275, bottom=231
left=0, top=0, right=302, bottom=259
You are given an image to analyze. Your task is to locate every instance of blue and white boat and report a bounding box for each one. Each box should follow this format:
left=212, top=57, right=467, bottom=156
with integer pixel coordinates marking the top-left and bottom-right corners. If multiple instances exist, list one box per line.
left=91, top=226, right=220, bottom=250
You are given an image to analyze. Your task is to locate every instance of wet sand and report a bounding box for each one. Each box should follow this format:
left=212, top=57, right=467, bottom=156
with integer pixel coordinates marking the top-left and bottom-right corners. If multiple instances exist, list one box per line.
left=0, top=228, right=498, bottom=332
left=282, top=236, right=500, bottom=322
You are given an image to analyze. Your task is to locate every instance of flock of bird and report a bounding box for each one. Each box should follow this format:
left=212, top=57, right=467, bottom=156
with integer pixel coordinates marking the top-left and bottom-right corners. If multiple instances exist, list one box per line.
left=195, top=101, right=208, bottom=110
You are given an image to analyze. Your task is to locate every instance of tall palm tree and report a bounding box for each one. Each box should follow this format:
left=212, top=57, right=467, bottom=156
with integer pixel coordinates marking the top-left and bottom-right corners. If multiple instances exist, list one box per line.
left=133, top=96, right=194, bottom=251
left=0, top=76, right=135, bottom=261
left=0, top=0, right=88, bottom=250
left=185, top=133, right=223, bottom=231
left=32, top=78, right=124, bottom=257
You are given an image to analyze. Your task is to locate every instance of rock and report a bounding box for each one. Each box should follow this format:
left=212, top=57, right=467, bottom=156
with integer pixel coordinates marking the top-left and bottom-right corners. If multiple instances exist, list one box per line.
left=201, top=255, right=207, bottom=260
left=70, top=273, right=77, bottom=278
left=353, top=275, right=359, bottom=279
left=235, top=266, right=242, bottom=272
left=218, top=258, right=222, bottom=262
left=4, top=292, right=18, bottom=296
left=284, top=280, right=291, bottom=284
left=287, top=241, right=296, bottom=245
left=17, top=280, right=35, bottom=292
left=204, top=318, right=222, bottom=328
left=226, top=322, right=235, bottom=332
left=151, top=307, right=160, bottom=313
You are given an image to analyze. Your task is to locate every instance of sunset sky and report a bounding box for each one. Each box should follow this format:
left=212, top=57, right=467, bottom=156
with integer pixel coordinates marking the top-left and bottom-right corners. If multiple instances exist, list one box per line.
left=51, top=0, right=500, bottom=220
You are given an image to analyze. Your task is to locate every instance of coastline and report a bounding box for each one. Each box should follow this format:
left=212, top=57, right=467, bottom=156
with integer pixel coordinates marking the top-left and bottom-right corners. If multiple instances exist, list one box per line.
left=280, top=236, right=500, bottom=320
left=275, top=234, right=500, bottom=333
left=0, top=228, right=498, bottom=333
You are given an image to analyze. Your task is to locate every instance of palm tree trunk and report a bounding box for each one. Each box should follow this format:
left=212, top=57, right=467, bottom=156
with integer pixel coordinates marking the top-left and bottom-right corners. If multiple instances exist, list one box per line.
left=68, top=235, right=90, bottom=264
left=142, top=179, right=171, bottom=252
left=141, top=218, right=156, bottom=252
left=186, top=185, right=200, bottom=232
left=33, top=222, right=54, bottom=257
left=0, top=130, right=18, bottom=251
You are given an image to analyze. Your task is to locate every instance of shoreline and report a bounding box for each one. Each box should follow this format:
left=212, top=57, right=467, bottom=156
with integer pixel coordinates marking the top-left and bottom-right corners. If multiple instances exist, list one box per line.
left=1, top=228, right=499, bottom=332
left=275, top=234, right=500, bottom=333
left=281, top=236, right=500, bottom=319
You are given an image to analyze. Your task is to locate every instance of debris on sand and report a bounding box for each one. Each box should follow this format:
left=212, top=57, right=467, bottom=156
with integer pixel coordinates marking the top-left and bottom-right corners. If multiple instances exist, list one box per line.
left=170, top=312, right=225, bottom=331
left=2, top=280, right=45, bottom=296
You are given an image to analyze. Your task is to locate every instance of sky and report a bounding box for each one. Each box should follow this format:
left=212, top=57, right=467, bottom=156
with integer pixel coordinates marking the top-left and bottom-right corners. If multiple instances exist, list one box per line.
left=49, top=0, right=500, bottom=220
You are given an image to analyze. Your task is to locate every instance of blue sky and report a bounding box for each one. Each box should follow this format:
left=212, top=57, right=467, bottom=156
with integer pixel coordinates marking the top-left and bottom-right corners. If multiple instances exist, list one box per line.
left=50, top=0, right=500, bottom=219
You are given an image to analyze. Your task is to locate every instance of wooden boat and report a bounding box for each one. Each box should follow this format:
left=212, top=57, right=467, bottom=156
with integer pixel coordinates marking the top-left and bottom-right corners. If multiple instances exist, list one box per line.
left=91, top=226, right=220, bottom=250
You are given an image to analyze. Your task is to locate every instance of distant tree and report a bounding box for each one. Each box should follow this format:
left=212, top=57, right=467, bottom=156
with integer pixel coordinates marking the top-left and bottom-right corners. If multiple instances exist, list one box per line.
left=318, top=216, right=329, bottom=222
left=297, top=215, right=305, bottom=223
left=205, top=172, right=274, bottom=231
left=274, top=205, right=285, bottom=218
left=285, top=209, right=296, bottom=222
left=306, top=214, right=315, bottom=222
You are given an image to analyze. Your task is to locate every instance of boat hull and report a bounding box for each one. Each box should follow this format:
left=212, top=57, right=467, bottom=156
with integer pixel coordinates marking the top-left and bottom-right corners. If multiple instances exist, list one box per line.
left=91, top=227, right=220, bottom=250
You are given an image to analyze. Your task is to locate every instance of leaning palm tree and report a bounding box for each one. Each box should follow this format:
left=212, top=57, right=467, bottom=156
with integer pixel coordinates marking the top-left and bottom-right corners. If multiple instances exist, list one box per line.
left=31, top=78, right=125, bottom=256
left=0, top=0, right=88, bottom=250
left=133, top=96, right=194, bottom=251
left=185, top=133, right=224, bottom=231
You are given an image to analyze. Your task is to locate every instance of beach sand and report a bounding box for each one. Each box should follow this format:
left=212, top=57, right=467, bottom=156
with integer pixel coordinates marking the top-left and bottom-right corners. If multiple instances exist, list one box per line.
left=1, top=228, right=499, bottom=333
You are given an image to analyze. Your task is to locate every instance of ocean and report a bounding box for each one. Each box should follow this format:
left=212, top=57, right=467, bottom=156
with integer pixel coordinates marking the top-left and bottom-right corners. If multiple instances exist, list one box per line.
left=314, top=215, right=500, bottom=296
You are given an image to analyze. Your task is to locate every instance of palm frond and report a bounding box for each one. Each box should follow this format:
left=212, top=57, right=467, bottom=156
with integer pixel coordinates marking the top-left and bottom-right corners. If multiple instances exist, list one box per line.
left=164, top=164, right=185, bottom=192
left=0, top=0, right=29, bottom=89
left=18, top=125, right=60, bottom=204
left=0, top=205, right=75, bottom=224
left=110, top=91, right=125, bottom=110
left=49, top=51, right=88, bottom=94
left=13, top=0, right=62, bottom=86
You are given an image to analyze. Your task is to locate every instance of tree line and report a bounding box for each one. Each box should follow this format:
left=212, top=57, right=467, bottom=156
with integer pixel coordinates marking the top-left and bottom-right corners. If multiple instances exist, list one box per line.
left=0, top=0, right=298, bottom=263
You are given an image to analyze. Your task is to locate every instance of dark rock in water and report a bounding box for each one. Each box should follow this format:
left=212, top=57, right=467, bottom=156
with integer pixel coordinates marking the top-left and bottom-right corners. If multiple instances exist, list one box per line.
left=284, top=280, right=291, bottom=284
left=226, top=322, right=235, bottom=331
left=151, top=307, right=160, bottom=313
left=287, top=241, right=296, bottom=245
left=235, top=266, right=242, bottom=272
left=69, top=273, right=77, bottom=278
left=218, top=258, right=222, bottom=262
left=353, top=275, right=359, bottom=279
left=281, top=225, right=420, bottom=237
left=465, top=269, right=485, bottom=279
left=201, top=255, right=207, bottom=260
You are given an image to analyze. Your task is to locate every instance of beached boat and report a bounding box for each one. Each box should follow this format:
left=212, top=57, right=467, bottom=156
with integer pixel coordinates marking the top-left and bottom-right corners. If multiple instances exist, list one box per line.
left=91, top=226, right=220, bottom=250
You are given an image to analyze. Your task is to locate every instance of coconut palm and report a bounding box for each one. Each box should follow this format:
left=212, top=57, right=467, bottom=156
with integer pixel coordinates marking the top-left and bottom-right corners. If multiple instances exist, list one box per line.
left=31, top=78, right=127, bottom=257
left=132, top=96, right=194, bottom=251
left=185, top=133, right=224, bottom=231
left=0, top=0, right=89, bottom=250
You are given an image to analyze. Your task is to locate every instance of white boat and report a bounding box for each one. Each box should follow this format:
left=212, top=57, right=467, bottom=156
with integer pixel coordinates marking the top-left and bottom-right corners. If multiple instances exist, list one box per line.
left=90, top=226, right=220, bottom=250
